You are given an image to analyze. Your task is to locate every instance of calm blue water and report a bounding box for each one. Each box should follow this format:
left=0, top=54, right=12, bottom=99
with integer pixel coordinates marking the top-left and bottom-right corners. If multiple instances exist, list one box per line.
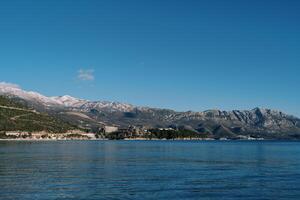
left=0, top=141, right=300, bottom=200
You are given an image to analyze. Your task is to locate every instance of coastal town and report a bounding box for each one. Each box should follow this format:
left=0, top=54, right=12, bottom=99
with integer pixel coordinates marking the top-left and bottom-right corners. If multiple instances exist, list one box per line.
left=0, top=125, right=264, bottom=140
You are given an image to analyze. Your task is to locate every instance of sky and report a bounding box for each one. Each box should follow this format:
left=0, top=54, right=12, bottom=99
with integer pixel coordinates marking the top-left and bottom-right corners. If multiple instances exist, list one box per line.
left=0, top=0, right=299, bottom=116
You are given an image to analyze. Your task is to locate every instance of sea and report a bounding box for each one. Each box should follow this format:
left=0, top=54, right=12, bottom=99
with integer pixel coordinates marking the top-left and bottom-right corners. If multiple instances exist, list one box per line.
left=0, top=140, right=299, bottom=200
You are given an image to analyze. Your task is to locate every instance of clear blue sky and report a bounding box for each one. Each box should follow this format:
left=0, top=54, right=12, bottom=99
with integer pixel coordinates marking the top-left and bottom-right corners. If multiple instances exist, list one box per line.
left=0, top=0, right=299, bottom=116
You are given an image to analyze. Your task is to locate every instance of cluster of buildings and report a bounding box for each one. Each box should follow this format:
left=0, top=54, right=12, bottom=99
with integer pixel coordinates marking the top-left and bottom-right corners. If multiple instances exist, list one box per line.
left=4, top=130, right=96, bottom=140
left=103, top=125, right=150, bottom=139
left=2, top=125, right=152, bottom=140
left=2, top=125, right=182, bottom=140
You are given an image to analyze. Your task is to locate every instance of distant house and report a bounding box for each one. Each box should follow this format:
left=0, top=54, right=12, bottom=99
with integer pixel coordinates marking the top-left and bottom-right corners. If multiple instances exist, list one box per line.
left=6, top=131, right=31, bottom=138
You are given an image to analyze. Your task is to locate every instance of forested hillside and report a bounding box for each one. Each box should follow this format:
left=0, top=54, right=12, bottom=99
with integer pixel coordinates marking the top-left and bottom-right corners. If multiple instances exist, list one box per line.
left=0, top=96, right=75, bottom=133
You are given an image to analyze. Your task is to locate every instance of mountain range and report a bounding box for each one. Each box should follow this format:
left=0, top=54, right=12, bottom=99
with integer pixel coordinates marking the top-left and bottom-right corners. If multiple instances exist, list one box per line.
left=0, top=82, right=300, bottom=139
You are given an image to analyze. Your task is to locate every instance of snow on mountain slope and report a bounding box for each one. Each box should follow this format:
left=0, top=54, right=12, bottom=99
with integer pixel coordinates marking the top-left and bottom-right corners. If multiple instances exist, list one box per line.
left=50, top=95, right=87, bottom=107
left=0, top=82, right=85, bottom=107
left=0, top=82, right=62, bottom=106
left=80, top=101, right=135, bottom=112
left=0, top=82, right=134, bottom=111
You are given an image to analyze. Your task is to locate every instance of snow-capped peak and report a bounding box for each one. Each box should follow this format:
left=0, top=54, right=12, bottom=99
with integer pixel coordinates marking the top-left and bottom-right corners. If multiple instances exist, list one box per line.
left=0, top=82, right=20, bottom=89
left=50, top=95, right=87, bottom=107
left=0, top=81, right=135, bottom=112
left=0, top=82, right=65, bottom=106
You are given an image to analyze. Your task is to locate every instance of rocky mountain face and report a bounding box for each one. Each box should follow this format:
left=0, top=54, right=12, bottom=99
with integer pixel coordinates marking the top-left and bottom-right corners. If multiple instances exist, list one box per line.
left=1, top=82, right=300, bottom=139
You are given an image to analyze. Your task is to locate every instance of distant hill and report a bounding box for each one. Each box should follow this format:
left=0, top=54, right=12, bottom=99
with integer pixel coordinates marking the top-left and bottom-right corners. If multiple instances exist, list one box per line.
left=0, top=96, right=76, bottom=133
left=1, top=82, right=300, bottom=139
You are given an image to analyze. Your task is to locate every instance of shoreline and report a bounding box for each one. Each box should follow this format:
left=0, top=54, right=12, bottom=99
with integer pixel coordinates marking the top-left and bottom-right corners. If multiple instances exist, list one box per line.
left=0, top=138, right=108, bottom=141
left=0, top=138, right=285, bottom=142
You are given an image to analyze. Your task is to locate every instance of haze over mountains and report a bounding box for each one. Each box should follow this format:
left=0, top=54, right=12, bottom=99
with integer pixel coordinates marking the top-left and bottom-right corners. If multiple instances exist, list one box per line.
left=0, top=82, right=300, bottom=139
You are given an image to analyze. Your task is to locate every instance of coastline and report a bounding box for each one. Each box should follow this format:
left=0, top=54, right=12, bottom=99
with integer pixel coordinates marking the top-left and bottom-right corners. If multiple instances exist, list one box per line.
left=0, top=138, right=271, bottom=141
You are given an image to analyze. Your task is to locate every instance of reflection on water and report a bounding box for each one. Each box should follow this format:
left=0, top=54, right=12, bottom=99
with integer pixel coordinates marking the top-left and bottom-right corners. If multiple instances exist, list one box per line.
left=0, top=141, right=300, bottom=200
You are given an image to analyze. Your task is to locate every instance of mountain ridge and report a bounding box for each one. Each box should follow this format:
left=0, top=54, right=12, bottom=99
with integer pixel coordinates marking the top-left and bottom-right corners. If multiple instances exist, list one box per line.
left=0, top=82, right=294, bottom=116
left=1, top=82, right=300, bottom=139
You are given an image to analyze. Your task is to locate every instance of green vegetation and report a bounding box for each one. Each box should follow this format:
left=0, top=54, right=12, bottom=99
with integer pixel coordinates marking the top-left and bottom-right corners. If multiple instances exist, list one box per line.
left=106, top=132, right=125, bottom=140
left=106, top=128, right=211, bottom=140
left=0, top=96, right=27, bottom=109
left=0, top=96, right=76, bottom=133
left=147, top=129, right=210, bottom=139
